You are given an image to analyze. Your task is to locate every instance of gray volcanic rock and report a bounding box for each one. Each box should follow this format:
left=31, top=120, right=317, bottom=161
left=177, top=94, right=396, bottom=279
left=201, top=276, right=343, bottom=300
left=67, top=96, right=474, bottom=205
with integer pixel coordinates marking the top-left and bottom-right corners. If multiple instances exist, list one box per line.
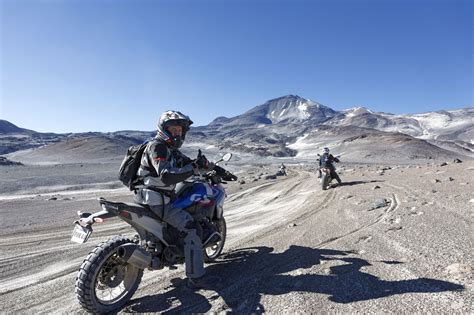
left=0, top=156, right=23, bottom=166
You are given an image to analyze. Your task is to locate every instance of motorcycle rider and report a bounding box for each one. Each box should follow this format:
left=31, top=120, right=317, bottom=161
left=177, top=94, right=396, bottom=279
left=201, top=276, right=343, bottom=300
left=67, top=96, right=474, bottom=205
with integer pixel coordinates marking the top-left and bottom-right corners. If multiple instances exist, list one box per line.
left=318, top=147, right=342, bottom=184
left=279, top=163, right=287, bottom=176
left=133, top=110, right=219, bottom=289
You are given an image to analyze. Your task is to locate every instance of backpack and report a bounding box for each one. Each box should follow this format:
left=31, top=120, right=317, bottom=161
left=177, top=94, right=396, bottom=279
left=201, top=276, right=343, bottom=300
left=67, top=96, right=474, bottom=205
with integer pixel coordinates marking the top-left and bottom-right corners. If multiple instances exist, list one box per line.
left=118, top=142, right=149, bottom=190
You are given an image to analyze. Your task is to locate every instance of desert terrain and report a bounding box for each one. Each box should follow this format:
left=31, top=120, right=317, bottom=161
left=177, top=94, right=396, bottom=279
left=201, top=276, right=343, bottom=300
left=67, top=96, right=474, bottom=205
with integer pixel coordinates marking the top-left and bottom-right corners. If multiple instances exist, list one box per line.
left=0, top=157, right=472, bottom=313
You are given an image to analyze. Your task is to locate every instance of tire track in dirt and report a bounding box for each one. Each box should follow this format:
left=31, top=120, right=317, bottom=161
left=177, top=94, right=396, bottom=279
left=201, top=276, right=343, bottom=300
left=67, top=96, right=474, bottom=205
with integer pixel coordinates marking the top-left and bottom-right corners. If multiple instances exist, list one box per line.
left=315, top=193, right=399, bottom=247
left=147, top=171, right=342, bottom=313
left=225, top=171, right=335, bottom=248
left=167, top=189, right=400, bottom=313
left=0, top=222, right=130, bottom=247
left=0, top=225, right=135, bottom=295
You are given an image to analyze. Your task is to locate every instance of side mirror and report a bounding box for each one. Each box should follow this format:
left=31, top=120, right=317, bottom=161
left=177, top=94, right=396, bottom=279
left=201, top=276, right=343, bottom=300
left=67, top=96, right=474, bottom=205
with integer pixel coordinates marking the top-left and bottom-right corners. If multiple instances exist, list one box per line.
left=222, top=153, right=232, bottom=162
left=215, top=152, right=233, bottom=164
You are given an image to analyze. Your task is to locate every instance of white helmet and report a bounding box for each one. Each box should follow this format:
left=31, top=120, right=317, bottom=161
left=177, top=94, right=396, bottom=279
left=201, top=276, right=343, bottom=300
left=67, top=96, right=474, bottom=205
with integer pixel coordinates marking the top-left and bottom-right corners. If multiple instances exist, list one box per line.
left=157, top=110, right=193, bottom=148
left=323, top=147, right=330, bottom=154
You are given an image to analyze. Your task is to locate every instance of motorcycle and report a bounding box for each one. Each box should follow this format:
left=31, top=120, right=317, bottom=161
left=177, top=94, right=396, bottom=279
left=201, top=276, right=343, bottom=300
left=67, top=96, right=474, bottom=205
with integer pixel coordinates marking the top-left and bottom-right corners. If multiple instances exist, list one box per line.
left=317, top=154, right=340, bottom=191
left=71, top=152, right=237, bottom=313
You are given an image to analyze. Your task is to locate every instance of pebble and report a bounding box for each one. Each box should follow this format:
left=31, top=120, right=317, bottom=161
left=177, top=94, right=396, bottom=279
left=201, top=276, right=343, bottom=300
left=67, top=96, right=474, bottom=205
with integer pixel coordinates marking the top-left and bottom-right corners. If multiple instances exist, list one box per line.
left=386, top=226, right=403, bottom=232
left=445, top=263, right=472, bottom=279
left=373, top=198, right=389, bottom=209
left=451, top=301, right=464, bottom=310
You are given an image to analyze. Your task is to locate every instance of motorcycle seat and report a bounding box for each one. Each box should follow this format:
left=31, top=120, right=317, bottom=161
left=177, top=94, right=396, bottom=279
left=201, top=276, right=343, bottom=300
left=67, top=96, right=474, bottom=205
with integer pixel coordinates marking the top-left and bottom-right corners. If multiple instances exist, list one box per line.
left=98, top=198, right=161, bottom=220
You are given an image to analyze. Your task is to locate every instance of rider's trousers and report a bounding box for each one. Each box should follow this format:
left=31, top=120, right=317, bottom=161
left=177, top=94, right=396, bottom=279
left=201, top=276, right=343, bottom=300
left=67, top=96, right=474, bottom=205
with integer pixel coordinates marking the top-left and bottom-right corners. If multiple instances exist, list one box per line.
left=134, top=189, right=205, bottom=279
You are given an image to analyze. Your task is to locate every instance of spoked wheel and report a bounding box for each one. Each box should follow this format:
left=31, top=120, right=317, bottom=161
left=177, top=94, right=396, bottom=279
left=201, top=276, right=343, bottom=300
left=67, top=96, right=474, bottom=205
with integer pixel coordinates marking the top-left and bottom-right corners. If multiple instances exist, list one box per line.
left=204, top=217, right=227, bottom=262
left=75, top=237, right=143, bottom=313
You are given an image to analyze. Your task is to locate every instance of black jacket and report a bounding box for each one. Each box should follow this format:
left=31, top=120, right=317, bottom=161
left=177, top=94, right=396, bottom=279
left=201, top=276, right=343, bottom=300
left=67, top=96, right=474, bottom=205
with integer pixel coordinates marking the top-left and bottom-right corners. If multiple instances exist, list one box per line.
left=319, top=153, right=339, bottom=168
left=137, top=138, right=195, bottom=191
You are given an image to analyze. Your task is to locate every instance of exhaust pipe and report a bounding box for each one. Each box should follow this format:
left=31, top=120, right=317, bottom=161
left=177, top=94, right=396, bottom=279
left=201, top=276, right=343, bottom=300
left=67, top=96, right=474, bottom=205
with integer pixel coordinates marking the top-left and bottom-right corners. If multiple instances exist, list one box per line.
left=117, top=244, right=160, bottom=269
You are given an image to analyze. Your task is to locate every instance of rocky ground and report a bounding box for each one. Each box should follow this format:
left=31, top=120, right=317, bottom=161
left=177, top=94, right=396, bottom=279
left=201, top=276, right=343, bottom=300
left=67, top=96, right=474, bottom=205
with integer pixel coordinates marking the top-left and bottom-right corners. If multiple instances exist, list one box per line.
left=0, top=156, right=23, bottom=166
left=0, top=159, right=472, bottom=313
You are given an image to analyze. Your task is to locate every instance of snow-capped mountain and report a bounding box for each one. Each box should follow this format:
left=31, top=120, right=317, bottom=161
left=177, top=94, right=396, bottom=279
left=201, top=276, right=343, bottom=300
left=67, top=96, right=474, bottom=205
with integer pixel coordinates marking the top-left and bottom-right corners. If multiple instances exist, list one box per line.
left=2, top=95, right=473, bottom=162
left=326, top=107, right=474, bottom=143
left=405, top=109, right=474, bottom=141
left=209, top=95, right=337, bottom=127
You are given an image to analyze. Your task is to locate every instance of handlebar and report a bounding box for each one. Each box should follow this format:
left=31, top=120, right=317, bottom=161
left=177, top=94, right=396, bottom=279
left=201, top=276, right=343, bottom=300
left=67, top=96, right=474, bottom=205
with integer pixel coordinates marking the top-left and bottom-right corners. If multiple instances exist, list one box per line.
left=192, top=150, right=237, bottom=183
left=196, top=165, right=237, bottom=185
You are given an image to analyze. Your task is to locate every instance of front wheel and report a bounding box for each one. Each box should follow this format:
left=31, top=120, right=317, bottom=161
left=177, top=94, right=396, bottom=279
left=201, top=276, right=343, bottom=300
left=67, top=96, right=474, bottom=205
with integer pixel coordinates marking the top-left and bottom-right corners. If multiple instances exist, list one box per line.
left=321, top=173, right=328, bottom=190
left=204, top=217, right=227, bottom=262
left=75, top=237, right=143, bottom=313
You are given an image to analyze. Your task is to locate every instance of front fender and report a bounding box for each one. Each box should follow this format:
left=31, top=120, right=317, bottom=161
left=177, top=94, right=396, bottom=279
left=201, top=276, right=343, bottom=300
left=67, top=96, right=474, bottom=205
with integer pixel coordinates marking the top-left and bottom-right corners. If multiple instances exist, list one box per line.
left=214, top=204, right=224, bottom=219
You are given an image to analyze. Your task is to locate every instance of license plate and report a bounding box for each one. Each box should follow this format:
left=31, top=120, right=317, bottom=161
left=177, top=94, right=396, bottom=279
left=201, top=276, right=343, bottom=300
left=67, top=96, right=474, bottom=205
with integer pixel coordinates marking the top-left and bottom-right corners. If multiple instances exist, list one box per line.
left=71, top=224, right=92, bottom=244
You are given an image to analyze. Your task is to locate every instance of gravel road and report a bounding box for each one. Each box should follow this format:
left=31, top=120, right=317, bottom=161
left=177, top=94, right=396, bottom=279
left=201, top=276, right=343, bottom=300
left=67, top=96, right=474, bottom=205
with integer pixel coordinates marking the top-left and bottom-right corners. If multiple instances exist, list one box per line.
left=0, top=161, right=472, bottom=313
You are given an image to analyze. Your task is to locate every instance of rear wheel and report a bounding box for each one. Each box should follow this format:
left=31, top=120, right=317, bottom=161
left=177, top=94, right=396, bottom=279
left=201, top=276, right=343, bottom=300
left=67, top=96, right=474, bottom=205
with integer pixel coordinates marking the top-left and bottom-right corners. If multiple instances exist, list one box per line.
left=204, top=217, right=227, bottom=262
left=75, top=237, right=143, bottom=313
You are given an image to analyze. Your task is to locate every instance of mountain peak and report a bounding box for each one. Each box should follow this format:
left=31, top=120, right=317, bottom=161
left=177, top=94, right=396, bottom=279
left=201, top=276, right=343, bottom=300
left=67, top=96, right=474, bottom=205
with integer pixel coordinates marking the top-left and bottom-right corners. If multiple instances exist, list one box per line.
left=267, top=94, right=304, bottom=102
left=343, top=106, right=374, bottom=116
left=261, top=95, right=335, bottom=123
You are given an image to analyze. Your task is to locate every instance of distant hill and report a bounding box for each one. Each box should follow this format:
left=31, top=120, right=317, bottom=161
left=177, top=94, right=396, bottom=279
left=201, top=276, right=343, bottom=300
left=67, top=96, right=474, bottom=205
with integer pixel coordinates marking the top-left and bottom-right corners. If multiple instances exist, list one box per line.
left=0, top=120, right=36, bottom=134
left=6, top=136, right=139, bottom=164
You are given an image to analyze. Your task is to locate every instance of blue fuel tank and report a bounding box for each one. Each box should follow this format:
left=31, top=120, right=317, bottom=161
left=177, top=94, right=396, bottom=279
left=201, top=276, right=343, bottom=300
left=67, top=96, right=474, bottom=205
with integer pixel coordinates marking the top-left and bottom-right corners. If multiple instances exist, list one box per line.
left=172, top=182, right=215, bottom=209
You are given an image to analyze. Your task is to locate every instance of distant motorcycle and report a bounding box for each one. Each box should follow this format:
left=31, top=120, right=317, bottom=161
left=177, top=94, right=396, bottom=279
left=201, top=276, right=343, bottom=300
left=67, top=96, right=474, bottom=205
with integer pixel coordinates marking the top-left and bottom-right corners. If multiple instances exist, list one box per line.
left=317, top=154, right=341, bottom=190
left=71, top=152, right=237, bottom=313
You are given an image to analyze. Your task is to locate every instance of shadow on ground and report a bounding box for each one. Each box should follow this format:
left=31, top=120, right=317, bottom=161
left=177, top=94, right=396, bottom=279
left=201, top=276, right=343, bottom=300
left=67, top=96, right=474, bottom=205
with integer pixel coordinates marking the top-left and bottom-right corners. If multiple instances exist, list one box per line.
left=126, top=245, right=464, bottom=313
left=335, top=180, right=384, bottom=187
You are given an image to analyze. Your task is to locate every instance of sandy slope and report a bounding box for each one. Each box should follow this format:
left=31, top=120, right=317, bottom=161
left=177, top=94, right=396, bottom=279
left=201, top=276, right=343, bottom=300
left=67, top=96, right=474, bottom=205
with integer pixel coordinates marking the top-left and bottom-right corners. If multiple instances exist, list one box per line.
left=0, top=161, right=472, bottom=313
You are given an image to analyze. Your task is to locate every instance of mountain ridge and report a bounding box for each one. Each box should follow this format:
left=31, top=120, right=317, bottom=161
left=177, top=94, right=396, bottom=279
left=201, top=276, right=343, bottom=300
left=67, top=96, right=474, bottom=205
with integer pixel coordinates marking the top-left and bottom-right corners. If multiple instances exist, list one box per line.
left=2, top=95, right=473, bottom=162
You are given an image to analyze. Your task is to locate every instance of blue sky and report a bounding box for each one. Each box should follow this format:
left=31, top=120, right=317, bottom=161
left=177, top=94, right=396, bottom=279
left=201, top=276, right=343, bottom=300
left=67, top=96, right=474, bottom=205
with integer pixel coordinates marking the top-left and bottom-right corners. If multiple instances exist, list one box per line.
left=0, top=0, right=472, bottom=133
